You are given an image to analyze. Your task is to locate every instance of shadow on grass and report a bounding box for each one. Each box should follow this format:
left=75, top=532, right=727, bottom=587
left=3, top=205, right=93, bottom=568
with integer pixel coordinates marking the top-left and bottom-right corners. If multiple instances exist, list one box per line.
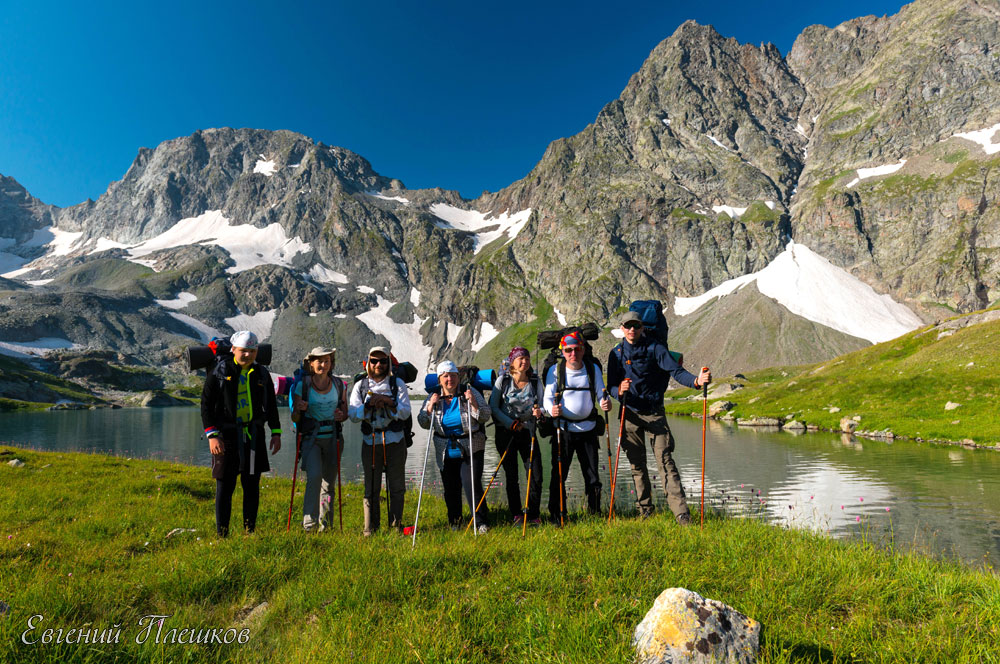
left=763, top=631, right=847, bottom=663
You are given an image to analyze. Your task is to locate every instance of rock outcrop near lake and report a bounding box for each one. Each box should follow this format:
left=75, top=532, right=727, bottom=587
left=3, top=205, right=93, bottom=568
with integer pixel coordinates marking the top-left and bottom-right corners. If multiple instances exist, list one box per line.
left=1, top=0, right=998, bottom=401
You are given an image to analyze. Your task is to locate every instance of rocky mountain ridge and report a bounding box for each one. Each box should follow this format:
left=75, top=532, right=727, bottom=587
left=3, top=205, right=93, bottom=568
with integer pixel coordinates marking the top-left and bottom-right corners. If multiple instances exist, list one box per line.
left=2, top=0, right=998, bottom=403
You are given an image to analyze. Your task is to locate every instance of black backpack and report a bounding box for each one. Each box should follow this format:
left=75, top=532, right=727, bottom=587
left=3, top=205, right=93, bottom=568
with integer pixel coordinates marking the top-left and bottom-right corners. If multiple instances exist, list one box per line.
left=537, top=348, right=606, bottom=438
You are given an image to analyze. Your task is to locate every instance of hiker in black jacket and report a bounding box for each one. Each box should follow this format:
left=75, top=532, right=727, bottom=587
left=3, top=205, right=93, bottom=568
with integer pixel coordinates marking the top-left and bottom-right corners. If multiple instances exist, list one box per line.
left=607, top=311, right=710, bottom=524
left=201, top=331, right=282, bottom=536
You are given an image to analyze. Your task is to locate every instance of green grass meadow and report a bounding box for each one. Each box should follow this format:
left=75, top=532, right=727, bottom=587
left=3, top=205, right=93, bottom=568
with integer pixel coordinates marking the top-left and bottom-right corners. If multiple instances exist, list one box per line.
left=1, top=447, right=999, bottom=663
left=665, top=314, right=1000, bottom=445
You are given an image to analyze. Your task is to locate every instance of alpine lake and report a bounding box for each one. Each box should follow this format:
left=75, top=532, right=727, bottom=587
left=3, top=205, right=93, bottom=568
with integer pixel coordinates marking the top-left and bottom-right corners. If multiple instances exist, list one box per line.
left=2, top=404, right=999, bottom=567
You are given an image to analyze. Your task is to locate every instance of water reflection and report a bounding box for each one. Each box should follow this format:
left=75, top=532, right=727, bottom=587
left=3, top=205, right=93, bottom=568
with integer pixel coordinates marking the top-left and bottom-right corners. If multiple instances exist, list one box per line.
left=2, top=407, right=1000, bottom=564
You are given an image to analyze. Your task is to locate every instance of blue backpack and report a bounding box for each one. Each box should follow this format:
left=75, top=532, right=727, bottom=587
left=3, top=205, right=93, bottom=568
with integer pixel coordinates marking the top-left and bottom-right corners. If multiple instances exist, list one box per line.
left=627, top=300, right=683, bottom=366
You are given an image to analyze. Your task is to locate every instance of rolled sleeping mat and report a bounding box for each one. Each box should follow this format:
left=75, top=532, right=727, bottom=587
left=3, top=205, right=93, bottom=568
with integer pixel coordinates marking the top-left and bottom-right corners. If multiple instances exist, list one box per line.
left=274, top=375, right=292, bottom=397
left=423, top=367, right=496, bottom=393
left=186, top=342, right=273, bottom=371
left=537, top=322, right=600, bottom=349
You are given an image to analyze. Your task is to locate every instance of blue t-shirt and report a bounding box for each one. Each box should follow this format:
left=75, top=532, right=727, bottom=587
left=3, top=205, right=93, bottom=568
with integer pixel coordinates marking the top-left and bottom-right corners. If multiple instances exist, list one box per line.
left=293, top=380, right=340, bottom=437
left=440, top=396, right=464, bottom=437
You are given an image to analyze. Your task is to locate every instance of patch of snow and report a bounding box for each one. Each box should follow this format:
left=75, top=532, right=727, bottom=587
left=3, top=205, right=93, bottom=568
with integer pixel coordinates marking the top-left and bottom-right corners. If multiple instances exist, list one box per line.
left=706, top=135, right=733, bottom=152
left=471, top=322, right=500, bottom=353
left=795, top=123, right=808, bottom=137
left=0, top=337, right=81, bottom=359
left=369, top=192, right=411, bottom=205
left=126, top=211, right=310, bottom=274
left=356, top=296, right=432, bottom=388
left=309, top=312, right=318, bottom=317
left=845, top=177, right=861, bottom=188
left=430, top=204, right=532, bottom=255
left=812, top=115, right=819, bottom=123
left=410, top=288, right=421, bottom=307
left=712, top=205, right=748, bottom=219
left=554, top=308, right=568, bottom=326
left=662, top=118, right=671, bottom=126
left=611, top=328, right=625, bottom=339
left=764, top=201, right=776, bottom=210
left=849, top=160, right=907, bottom=189
left=674, top=241, right=923, bottom=344
left=444, top=322, right=463, bottom=346
left=45, top=228, right=85, bottom=256
left=155, top=292, right=198, bottom=310
left=254, top=156, right=277, bottom=176
left=0, top=252, right=29, bottom=275
left=334, top=314, right=347, bottom=319
left=358, top=285, right=375, bottom=294
left=167, top=313, right=221, bottom=343
left=25, top=279, right=53, bottom=286
left=224, top=309, right=278, bottom=341
left=953, top=122, right=1000, bottom=155
left=309, top=264, right=350, bottom=284
left=90, top=237, right=129, bottom=253
left=288, top=163, right=301, bottom=168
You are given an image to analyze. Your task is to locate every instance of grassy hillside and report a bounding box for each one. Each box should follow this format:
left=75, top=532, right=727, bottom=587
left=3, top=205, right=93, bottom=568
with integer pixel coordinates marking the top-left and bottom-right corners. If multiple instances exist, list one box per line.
left=1, top=447, right=998, bottom=663
left=665, top=309, right=1000, bottom=444
left=0, top=354, right=103, bottom=410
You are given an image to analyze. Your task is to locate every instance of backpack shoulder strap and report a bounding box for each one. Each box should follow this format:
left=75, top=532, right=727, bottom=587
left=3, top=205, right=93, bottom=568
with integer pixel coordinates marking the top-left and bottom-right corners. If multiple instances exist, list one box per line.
left=585, top=358, right=598, bottom=404
left=556, top=359, right=567, bottom=404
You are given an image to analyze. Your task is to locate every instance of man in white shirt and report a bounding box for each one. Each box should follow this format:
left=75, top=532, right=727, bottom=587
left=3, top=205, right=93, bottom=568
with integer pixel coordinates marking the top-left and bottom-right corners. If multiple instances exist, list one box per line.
left=348, top=345, right=411, bottom=535
left=543, top=331, right=610, bottom=524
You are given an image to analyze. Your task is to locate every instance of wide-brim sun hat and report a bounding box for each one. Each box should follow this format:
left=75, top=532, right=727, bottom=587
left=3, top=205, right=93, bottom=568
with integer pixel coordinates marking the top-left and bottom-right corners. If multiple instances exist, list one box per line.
left=305, top=346, right=336, bottom=360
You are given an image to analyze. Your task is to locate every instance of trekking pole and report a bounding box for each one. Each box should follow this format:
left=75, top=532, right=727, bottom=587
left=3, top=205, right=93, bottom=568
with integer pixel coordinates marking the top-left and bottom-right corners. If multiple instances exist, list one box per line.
left=522, top=426, right=536, bottom=538
left=602, top=389, right=612, bottom=511
left=411, top=406, right=436, bottom=548
left=382, top=430, right=389, bottom=527
left=465, top=437, right=514, bottom=533
left=555, top=424, right=565, bottom=527
left=467, top=396, right=478, bottom=536
left=336, top=435, right=343, bottom=533
left=286, top=432, right=303, bottom=531
left=700, top=368, right=708, bottom=528
left=607, top=394, right=627, bottom=523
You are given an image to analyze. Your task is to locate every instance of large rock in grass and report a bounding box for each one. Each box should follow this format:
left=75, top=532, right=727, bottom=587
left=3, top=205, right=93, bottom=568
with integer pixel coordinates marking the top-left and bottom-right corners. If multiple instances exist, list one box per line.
left=633, top=587, right=760, bottom=664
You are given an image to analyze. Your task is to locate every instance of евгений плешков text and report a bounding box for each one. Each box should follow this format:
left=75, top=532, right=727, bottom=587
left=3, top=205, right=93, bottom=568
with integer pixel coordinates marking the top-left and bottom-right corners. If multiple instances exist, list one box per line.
left=20, top=614, right=251, bottom=646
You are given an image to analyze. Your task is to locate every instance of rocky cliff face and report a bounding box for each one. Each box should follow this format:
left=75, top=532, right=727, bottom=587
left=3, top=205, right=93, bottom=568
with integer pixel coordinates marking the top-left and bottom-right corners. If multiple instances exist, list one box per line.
left=2, top=0, right=998, bottom=399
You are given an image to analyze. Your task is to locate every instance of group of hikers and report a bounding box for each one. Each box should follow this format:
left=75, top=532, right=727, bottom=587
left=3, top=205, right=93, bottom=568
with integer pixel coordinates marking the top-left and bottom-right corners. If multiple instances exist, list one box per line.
left=199, top=306, right=711, bottom=538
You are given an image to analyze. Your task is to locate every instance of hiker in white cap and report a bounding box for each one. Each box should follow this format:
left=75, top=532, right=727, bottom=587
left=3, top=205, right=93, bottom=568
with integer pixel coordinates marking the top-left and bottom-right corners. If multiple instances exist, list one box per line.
left=291, top=346, right=347, bottom=531
left=200, top=331, right=282, bottom=537
left=348, top=346, right=411, bottom=535
left=417, top=360, right=492, bottom=532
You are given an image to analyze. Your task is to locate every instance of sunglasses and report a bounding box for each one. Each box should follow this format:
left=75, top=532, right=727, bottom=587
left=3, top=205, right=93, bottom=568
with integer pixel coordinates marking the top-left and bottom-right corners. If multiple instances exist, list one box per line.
left=623, top=322, right=644, bottom=330
left=562, top=346, right=583, bottom=354
left=368, top=357, right=389, bottom=366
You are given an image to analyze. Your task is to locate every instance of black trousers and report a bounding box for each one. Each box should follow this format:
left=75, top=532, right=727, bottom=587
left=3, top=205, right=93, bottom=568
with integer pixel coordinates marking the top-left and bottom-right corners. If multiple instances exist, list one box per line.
left=215, top=472, right=260, bottom=537
left=548, top=427, right=602, bottom=520
left=494, top=426, right=543, bottom=520
left=441, top=450, right=489, bottom=526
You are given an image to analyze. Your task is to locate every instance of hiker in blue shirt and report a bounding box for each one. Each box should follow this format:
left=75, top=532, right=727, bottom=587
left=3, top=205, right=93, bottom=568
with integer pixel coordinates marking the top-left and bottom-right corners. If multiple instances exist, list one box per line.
left=607, top=311, right=711, bottom=524
left=291, top=346, right=347, bottom=532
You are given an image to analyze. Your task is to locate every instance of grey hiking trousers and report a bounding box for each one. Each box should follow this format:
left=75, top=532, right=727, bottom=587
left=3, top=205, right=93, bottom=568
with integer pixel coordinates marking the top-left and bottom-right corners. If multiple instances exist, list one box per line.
left=620, top=408, right=689, bottom=521
left=301, top=434, right=341, bottom=531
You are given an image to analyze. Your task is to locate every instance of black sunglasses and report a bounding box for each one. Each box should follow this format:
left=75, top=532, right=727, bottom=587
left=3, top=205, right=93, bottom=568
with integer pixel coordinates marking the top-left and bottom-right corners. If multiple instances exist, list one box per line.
left=368, top=357, right=389, bottom=366
left=623, top=322, right=643, bottom=330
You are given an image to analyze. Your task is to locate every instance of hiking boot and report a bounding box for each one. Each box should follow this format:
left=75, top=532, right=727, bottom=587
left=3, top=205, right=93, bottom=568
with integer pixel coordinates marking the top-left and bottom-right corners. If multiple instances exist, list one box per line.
left=639, top=509, right=655, bottom=521
left=513, top=515, right=525, bottom=526
left=450, top=524, right=460, bottom=532
left=477, top=524, right=488, bottom=535
left=676, top=513, right=692, bottom=526
left=528, top=518, right=543, bottom=527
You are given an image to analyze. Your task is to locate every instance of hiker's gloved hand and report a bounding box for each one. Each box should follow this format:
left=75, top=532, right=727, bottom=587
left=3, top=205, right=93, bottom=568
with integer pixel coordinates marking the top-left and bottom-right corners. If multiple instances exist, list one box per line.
left=696, top=368, right=712, bottom=388
left=269, top=434, right=281, bottom=455
left=619, top=378, right=632, bottom=394
left=600, top=397, right=610, bottom=411
left=209, top=437, right=223, bottom=455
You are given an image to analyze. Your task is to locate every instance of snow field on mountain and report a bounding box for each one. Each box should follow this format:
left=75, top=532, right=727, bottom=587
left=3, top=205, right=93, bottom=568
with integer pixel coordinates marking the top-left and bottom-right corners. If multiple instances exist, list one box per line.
left=846, top=159, right=907, bottom=188
left=674, top=241, right=923, bottom=344
left=166, top=313, right=220, bottom=343
left=224, top=310, right=277, bottom=341
left=430, top=204, right=532, bottom=254
left=253, top=157, right=277, bottom=176
left=0, top=337, right=82, bottom=360
left=472, top=322, right=499, bottom=352
left=953, top=122, right=1000, bottom=155
left=308, top=265, right=350, bottom=284
left=356, top=296, right=432, bottom=386
left=154, top=292, right=198, bottom=310
left=124, top=211, right=310, bottom=273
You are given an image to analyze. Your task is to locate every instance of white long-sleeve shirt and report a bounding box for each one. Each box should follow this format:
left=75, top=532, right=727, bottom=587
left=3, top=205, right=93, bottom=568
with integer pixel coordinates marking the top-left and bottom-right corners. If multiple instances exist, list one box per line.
left=348, top=375, right=411, bottom=445
left=543, top=361, right=607, bottom=433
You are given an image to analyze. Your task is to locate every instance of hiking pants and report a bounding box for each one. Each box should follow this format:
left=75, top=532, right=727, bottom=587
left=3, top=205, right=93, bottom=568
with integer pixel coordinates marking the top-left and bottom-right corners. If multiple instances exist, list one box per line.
left=441, top=450, right=489, bottom=527
left=548, top=428, right=602, bottom=521
left=494, top=426, right=543, bottom=520
left=215, top=472, right=260, bottom=537
left=302, top=435, right=341, bottom=531
left=362, top=439, right=406, bottom=534
left=621, top=408, right=689, bottom=521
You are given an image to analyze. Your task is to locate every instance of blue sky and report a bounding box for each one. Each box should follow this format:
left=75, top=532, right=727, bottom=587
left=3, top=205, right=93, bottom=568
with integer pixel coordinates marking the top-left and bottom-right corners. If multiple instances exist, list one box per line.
left=0, top=0, right=908, bottom=208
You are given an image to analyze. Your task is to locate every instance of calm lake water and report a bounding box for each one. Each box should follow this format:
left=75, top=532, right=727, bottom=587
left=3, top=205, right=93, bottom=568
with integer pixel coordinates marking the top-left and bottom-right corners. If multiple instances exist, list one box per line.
left=3, top=406, right=999, bottom=565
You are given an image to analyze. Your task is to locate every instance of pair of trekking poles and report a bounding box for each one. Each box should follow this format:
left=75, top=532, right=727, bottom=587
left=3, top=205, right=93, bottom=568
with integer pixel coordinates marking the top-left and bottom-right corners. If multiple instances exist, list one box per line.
left=606, top=369, right=710, bottom=526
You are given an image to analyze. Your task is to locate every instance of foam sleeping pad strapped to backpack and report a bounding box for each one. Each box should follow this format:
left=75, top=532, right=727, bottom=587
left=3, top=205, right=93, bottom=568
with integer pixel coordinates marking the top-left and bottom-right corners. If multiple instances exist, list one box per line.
left=536, top=322, right=600, bottom=350
left=187, top=337, right=273, bottom=371
left=535, top=324, right=605, bottom=438
left=423, top=366, right=496, bottom=394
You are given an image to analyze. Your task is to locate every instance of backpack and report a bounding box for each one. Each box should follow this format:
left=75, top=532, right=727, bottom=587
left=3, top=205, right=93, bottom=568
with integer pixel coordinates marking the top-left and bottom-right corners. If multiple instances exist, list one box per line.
left=536, top=328, right=606, bottom=438
left=627, top=300, right=684, bottom=366
left=353, top=354, right=417, bottom=447
left=187, top=337, right=273, bottom=371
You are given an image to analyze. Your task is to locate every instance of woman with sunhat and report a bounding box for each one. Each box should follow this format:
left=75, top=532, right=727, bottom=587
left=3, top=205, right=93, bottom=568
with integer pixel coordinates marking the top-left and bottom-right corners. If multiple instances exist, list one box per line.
left=489, top=347, right=545, bottom=526
left=417, top=360, right=492, bottom=532
left=200, top=331, right=282, bottom=537
left=291, top=346, right=347, bottom=531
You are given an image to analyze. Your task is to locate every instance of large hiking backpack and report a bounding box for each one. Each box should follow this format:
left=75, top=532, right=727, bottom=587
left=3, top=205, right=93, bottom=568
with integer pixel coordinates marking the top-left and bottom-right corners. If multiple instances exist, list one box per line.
left=353, top=354, right=417, bottom=447
left=287, top=364, right=346, bottom=437
left=627, top=300, right=683, bottom=366
left=187, top=337, right=273, bottom=371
